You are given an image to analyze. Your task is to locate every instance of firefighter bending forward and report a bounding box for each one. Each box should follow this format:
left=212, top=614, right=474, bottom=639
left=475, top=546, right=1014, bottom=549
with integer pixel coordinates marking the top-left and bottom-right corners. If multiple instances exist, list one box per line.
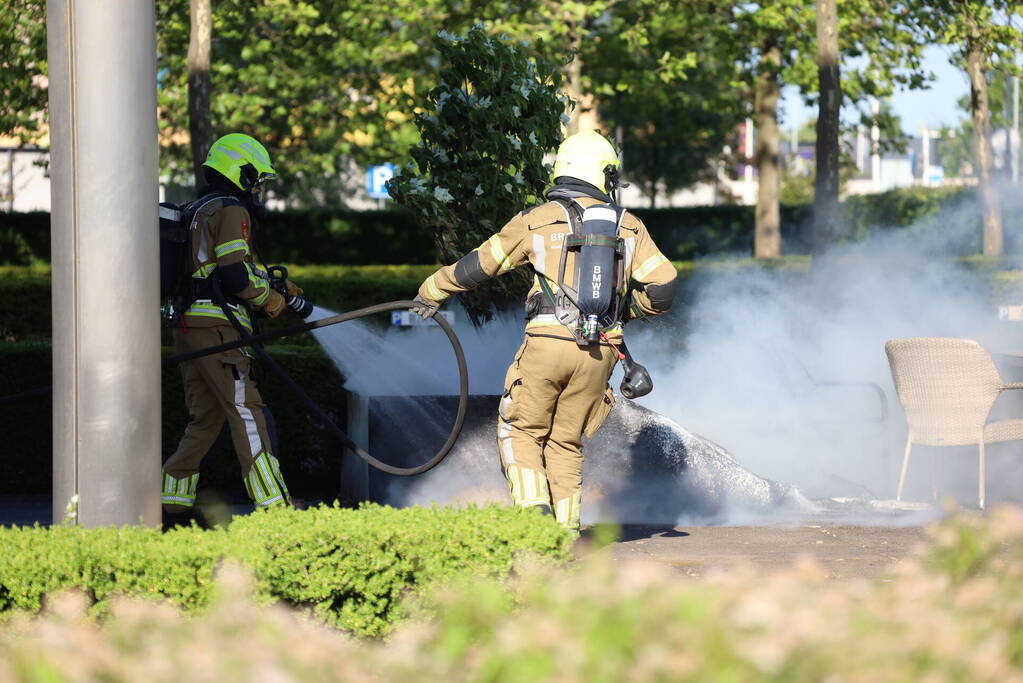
left=162, top=133, right=301, bottom=512
left=411, top=130, right=677, bottom=532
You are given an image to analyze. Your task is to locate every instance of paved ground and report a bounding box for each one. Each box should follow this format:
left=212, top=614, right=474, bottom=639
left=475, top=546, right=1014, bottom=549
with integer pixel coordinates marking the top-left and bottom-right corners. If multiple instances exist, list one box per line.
left=600, top=523, right=928, bottom=579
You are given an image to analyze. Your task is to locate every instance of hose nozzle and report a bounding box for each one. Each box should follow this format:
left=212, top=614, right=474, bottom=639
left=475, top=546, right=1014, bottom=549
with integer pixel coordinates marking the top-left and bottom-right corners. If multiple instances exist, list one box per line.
left=267, top=265, right=314, bottom=319
left=619, top=342, right=653, bottom=399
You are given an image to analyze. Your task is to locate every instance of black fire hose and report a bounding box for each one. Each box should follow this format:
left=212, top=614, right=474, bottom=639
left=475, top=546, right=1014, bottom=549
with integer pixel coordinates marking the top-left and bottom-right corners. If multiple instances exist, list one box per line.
left=212, top=292, right=467, bottom=477
left=0, top=299, right=469, bottom=478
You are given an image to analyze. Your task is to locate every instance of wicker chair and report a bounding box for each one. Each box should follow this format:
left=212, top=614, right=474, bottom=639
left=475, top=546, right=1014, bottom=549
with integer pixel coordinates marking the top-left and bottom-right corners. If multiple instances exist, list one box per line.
left=885, top=337, right=1023, bottom=509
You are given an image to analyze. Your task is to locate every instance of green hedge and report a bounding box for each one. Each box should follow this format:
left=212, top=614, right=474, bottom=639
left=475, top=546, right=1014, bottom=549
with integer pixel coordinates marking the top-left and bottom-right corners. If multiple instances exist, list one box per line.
left=0, top=342, right=346, bottom=499
left=632, top=203, right=813, bottom=259
left=0, top=212, right=50, bottom=266
left=0, top=504, right=571, bottom=637
left=0, top=265, right=434, bottom=344
left=258, top=208, right=435, bottom=265
left=4, top=186, right=1004, bottom=266
left=0, top=208, right=434, bottom=266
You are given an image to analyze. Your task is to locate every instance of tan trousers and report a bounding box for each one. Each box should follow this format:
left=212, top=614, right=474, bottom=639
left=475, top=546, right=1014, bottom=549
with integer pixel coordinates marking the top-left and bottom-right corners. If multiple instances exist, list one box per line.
left=162, top=325, right=290, bottom=510
left=497, top=333, right=617, bottom=531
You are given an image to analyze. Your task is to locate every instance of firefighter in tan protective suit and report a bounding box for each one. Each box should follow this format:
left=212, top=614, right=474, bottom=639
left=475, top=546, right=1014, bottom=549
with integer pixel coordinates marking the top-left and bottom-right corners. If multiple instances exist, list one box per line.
left=411, top=130, right=677, bottom=532
left=162, top=133, right=302, bottom=512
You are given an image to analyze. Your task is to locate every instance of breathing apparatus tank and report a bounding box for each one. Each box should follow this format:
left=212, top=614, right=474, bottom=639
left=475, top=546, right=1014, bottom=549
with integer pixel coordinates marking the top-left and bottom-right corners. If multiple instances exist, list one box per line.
left=552, top=200, right=626, bottom=346
left=544, top=199, right=654, bottom=399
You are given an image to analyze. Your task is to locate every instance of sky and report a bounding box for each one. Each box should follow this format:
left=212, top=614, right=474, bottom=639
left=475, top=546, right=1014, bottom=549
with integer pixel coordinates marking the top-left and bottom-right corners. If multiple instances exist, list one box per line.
left=781, top=45, right=974, bottom=136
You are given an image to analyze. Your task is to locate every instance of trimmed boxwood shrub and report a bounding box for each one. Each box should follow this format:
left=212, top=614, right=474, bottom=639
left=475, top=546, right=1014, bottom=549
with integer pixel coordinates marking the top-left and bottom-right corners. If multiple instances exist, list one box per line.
left=0, top=265, right=434, bottom=344
left=0, top=208, right=435, bottom=267
left=5, top=187, right=1003, bottom=267
left=0, top=504, right=571, bottom=636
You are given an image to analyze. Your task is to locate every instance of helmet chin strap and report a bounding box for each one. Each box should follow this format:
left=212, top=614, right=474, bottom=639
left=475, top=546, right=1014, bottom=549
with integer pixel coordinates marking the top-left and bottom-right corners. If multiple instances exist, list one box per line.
left=603, top=165, right=629, bottom=204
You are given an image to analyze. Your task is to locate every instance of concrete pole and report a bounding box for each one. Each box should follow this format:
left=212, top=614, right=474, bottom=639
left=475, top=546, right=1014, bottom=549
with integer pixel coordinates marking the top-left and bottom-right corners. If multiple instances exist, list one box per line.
left=47, top=1, right=161, bottom=526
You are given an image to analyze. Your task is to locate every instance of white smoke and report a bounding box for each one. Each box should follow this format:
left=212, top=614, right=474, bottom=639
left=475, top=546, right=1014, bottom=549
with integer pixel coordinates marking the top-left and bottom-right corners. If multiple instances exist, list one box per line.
left=628, top=189, right=1023, bottom=508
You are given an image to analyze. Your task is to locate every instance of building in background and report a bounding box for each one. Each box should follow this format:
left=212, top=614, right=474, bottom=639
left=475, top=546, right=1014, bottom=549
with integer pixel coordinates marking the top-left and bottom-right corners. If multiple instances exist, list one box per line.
left=0, top=135, right=50, bottom=212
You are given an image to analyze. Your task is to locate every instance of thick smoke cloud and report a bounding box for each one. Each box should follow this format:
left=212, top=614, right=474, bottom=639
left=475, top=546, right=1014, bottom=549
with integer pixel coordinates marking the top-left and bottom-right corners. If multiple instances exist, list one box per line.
left=631, top=190, right=1023, bottom=506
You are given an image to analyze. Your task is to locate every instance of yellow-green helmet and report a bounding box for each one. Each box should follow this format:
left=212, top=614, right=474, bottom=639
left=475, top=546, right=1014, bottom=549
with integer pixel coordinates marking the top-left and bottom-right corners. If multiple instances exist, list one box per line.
left=203, top=133, right=277, bottom=191
left=552, top=130, right=620, bottom=192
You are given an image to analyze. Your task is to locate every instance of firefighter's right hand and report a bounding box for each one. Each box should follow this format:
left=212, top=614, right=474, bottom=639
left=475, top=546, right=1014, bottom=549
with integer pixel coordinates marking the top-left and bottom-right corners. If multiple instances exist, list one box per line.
left=264, top=290, right=286, bottom=319
left=410, top=294, right=439, bottom=319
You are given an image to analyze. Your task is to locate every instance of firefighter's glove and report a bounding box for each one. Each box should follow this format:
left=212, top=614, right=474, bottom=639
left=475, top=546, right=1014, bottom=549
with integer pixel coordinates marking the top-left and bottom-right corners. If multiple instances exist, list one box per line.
left=410, top=295, right=439, bottom=319
left=285, top=279, right=303, bottom=297
left=264, top=290, right=286, bottom=319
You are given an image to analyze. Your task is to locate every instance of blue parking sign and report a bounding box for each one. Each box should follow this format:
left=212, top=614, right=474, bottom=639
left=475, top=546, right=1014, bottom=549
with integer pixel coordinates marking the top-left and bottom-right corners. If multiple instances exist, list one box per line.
left=367, top=163, right=396, bottom=199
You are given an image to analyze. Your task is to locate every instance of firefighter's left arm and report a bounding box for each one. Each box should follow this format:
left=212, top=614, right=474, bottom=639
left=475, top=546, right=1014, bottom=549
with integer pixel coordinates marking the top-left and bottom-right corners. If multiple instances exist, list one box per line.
left=628, top=219, right=678, bottom=317
left=212, top=205, right=273, bottom=308
left=417, top=212, right=529, bottom=305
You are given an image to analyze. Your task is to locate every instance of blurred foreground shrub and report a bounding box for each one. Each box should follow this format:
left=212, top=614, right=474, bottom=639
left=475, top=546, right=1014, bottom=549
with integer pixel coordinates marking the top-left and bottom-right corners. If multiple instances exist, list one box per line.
left=1, top=509, right=1023, bottom=678
left=3, top=508, right=1023, bottom=680
left=0, top=504, right=570, bottom=638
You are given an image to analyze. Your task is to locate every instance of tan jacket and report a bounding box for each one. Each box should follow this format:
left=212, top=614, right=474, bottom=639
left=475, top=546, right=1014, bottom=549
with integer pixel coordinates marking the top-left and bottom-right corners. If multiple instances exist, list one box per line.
left=183, top=197, right=273, bottom=332
left=418, top=197, right=677, bottom=339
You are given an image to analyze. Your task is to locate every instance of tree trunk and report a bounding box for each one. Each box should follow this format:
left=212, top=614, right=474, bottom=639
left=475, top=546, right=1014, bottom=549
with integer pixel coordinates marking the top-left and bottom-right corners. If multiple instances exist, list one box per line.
left=188, top=0, right=213, bottom=190
left=551, top=2, right=603, bottom=135
left=562, top=14, right=587, bottom=135
left=965, top=16, right=1002, bottom=257
left=813, top=0, right=841, bottom=253
left=754, top=38, right=782, bottom=259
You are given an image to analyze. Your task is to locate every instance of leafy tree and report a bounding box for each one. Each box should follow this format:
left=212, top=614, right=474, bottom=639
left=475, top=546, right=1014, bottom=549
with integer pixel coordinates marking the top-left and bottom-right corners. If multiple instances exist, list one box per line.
left=592, top=1, right=746, bottom=208
left=387, top=27, right=566, bottom=323
left=481, top=1, right=615, bottom=134
left=739, top=1, right=931, bottom=258
left=923, top=1, right=1022, bottom=256
left=0, top=1, right=47, bottom=145
left=156, top=0, right=483, bottom=205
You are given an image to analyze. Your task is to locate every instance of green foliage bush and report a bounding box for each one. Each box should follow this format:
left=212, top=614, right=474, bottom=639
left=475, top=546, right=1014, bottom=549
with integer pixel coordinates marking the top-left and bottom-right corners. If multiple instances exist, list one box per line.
left=0, top=342, right=346, bottom=499
left=388, top=26, right=566, bottom=322
left=0, top=505, right=570, bottom=637
left=227, top=504, right=570, bottom=635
